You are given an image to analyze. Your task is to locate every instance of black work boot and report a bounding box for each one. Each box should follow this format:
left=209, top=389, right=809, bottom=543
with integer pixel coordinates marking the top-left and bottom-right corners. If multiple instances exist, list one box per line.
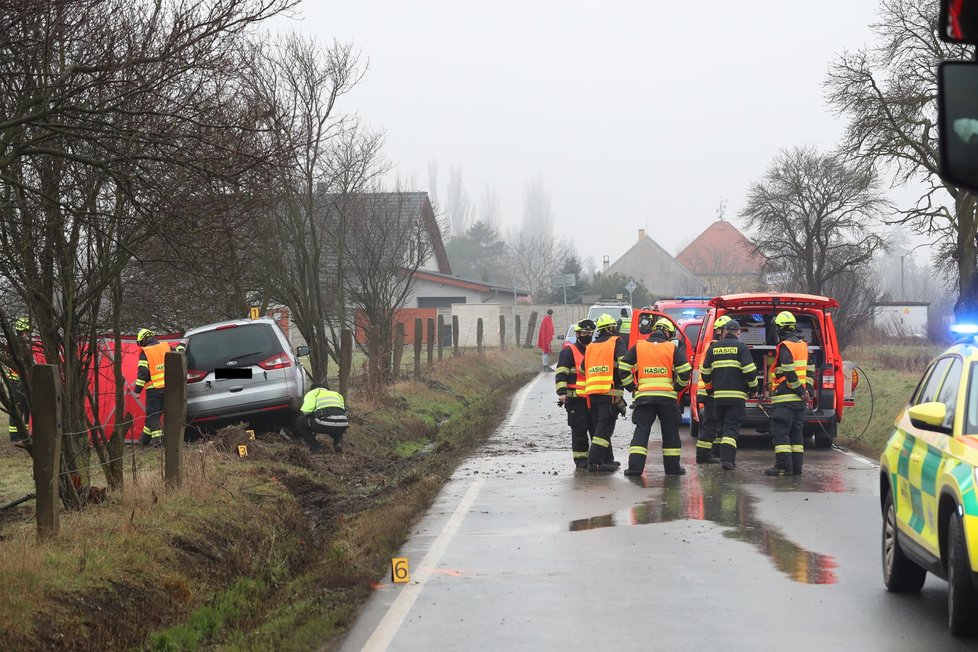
left=720, top=442, right=737, bottom=470
left=588, top=462, right=619, bottom=473
left=332, top=437, right=343, bottom=453
left=664, top=459, right=686, bottom=475
left=574, top=459, right=588, bottom=470
left=765, top=452, right=793, bottom=476
left=791, top=453, right=804, bottom=476
left=696, top=445, right=719, bottom=464
left=624, top=453, right=645, bottom=476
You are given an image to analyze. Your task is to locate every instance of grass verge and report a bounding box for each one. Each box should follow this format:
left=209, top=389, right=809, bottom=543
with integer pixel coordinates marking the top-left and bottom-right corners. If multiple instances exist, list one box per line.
left=836, top=344, right=941, bottom=458
left=0, top=349, right=538, bottom=651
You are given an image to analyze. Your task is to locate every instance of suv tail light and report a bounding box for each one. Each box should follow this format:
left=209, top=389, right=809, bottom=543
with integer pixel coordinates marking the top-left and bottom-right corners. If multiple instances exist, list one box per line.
left=822, top=372, right=835, bottom=389
left=258, top=352, right=292, bottom=370
left=187, top=369, right=207, bottom=383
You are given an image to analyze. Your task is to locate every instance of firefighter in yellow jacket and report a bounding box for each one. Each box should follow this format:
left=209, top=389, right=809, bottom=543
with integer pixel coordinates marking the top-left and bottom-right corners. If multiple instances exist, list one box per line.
left=621, top=318, right=691, bottom=476
left=765, top=311, right=815, bottom=476
left=579, top=313, right=630, bottom=472
left=294, top=382, right=348, bottom=453
left=135, top=329, right=173, bottom=446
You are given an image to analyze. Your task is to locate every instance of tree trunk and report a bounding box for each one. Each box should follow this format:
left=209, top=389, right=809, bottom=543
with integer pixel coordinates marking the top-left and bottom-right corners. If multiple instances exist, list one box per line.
left=956, top=193, right=978, bottom=318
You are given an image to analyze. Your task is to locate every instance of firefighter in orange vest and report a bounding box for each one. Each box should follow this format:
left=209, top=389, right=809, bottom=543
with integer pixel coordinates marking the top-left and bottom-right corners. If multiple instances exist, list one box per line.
left=556, top=319, right=595, bottom=469
left=620, top=318, right=691, bottom=476
left=765, top=311, right=815, bottom=476
left=135, top=328, right=173, bottom=446
left=694, top=316, right=728, bottom=464
left=579, top=313, right=630, bottom=472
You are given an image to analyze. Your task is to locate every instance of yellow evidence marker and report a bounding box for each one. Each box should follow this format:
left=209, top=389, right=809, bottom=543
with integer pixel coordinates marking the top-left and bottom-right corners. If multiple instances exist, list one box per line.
left=237, top=445, right=248, bottom=457
left=391, top=557, right=410, bottom=583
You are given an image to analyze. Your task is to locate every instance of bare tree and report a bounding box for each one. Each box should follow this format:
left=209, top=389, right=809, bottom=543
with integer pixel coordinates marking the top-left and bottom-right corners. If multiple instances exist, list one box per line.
left=522, top=175, right=554, bottom=238
left=741, top=146, right=888, bottom=294
left=825, top=0, right=976, bottom=316
left=480, top=185, right=501, bottom=230
left=506, top=229, right=571, bottom=299
left=446, top=164, right=473, bottom=238
left=0, top=0, right=292, bottom=501
left=253, top=36, right=378, bottom=381
left=343, top=192, right=435, bottom=378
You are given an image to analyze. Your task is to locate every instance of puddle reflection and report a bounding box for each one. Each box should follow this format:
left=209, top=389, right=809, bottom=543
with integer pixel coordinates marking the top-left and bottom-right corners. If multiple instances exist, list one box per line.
left=569, top=472, right=837, bottom=585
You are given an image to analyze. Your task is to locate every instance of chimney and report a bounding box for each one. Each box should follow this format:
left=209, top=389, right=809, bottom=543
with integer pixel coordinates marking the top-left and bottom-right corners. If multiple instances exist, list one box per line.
left=638, top=229, right=646, bottom=241
left=602, top=255, right=610, bottom=273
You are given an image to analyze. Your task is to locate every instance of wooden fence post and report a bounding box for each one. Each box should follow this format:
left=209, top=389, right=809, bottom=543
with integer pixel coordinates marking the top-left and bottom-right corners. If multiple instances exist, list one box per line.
left=499, top=315, right=506, bottom=351
left=515, top=314, right=521, bottom=349
left=392, top=321, right=405, bottom=380
left=339, top=329, right=353, bottom=396
left=452, top=315, right=460, bottom=357
left=163, top=352, right=186, bottom=491
left=477, top=318, right=484, bottom=357
left=524, top=311, right=538, bottom=348
left=426, top=317, right=435, bottom=368
left=437, top=315, right=444, bottom=361
left=414, top=317, right=423, bottom=379
left=32, top=364, right=61, bottom=540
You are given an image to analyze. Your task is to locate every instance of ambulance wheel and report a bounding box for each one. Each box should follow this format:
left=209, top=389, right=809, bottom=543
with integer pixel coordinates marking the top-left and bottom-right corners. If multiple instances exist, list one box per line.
left=948, top=510, right=978, bottom=636
left=882, top=493, right=926, bottom=593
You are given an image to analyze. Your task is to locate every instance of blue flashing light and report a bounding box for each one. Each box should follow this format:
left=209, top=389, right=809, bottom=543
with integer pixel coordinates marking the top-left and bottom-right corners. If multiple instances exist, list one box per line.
left=950, top=323, right=978, bottom=335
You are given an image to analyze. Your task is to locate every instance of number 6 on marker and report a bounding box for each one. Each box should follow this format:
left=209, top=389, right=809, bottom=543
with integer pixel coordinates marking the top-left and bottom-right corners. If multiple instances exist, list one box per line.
left=391, top=557, right=410, bottom=583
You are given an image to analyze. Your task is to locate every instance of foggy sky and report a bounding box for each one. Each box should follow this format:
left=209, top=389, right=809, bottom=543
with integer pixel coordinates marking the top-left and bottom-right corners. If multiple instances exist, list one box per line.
left=286, top=1, right=935, bottom=268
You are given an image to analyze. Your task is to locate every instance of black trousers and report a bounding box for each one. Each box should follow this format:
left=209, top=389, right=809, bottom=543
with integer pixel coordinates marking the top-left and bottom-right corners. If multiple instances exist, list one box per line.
left=714, top=400, right=745, bottom=464
left=695, top=394, right=719, bottom=453
left=142, top=388, right=164, bottom=443
left=587, top=399, right=618, bottom=465
left=627, top=401, right=682, bottom=473
left=565, top=397, right=592, bottom=465
left=771, top=404, right=804, bottom=471
left=293, top=414, right=347, bottom=449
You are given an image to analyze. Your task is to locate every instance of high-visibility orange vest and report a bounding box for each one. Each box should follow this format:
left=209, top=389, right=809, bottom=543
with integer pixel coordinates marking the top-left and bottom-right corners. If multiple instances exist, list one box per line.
left=696, top=339, right=715, bottom=397
left=583, top=337, right=619, bottom=397
left=143, top=342, right=170, bottom=390
left=634, top=340, right=677, bottom=400
left=568, top=345, right=586, bottom=395
left=769, top=339, right=808, bottom=396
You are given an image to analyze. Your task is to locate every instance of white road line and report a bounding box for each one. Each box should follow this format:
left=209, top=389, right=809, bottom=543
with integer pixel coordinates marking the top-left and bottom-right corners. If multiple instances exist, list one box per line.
left=360, top=375, right=538, bottom=652
left=361, top=478, right=485, bottom=652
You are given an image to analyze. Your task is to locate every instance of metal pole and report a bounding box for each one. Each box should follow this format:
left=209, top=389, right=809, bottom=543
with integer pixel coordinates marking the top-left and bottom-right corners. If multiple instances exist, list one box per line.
left=562, top=280, right=568, bottom=331
left=901, top=254, right=906, bottom=301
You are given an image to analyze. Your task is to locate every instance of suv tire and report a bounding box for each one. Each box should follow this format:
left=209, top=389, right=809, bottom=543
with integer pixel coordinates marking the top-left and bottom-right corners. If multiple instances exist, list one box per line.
left=882, top=492, right=926, bottom=592
left=948, top=510, right=978, bottom=636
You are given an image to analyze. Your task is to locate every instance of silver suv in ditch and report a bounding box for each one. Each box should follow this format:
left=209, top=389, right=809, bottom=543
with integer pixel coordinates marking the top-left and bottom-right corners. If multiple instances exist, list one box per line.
left=183, top=318, right=309, bottom=428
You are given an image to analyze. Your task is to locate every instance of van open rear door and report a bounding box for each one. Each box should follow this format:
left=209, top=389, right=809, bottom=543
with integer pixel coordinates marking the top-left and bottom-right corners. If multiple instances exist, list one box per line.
left=824, top=312, right=845, bottom=421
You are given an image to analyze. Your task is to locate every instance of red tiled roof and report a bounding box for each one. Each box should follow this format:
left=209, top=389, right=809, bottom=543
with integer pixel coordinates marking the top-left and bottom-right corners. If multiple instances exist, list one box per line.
left=676, top=220, right=766, bottom=274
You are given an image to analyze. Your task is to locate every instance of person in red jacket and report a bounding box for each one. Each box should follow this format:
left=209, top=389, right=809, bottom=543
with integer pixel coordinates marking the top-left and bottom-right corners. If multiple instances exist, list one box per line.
left=537, top=308, right=555, bottom=372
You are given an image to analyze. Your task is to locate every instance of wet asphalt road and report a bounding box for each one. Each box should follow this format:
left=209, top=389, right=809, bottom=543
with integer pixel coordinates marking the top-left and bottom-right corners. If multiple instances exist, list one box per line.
left=338, top=374, right=977, bottom=652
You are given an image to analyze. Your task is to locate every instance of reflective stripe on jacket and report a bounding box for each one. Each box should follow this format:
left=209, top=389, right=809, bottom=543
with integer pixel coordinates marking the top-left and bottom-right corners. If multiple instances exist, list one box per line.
left=300, top=388, right=346, bottom=414
left=582, top=336, right=624, bottom=397
left=556, top=344, right=587, bottom=397
left=769, top=337, right=809, bottom=404
left=701, top=334, right=758, bottom=402
left=634, top=340, right=677, bottom=400
left=140, top=342, right=170, bottom=390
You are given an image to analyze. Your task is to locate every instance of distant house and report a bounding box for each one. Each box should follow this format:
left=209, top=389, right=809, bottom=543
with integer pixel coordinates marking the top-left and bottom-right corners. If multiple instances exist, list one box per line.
left=676, top=220, right=767, bottom=295
left=873, top=302, right=930, bottom=338
left=605, top=229, right=706, bottom=299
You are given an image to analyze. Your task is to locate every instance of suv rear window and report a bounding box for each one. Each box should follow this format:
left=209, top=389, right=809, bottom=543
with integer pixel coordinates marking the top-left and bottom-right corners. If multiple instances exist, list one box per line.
left=186, top=324, right=281, bottom=370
